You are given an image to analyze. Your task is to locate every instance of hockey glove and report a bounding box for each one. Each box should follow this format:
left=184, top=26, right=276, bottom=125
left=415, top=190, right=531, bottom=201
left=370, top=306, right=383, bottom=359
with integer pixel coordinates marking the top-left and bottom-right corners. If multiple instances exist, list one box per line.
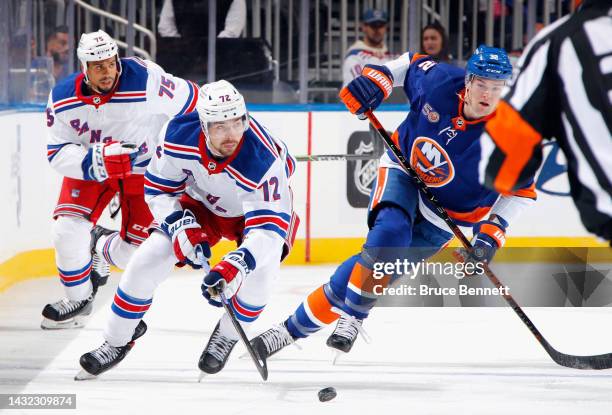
left=455, top=215, right=508, bottom=267
left=163, top=210, right=211, bottom=270
left=202, top=248, right=256, bottom=307
left=339, top=64, right=394, bottom=117
left=83, top=141, right=139, bottom=181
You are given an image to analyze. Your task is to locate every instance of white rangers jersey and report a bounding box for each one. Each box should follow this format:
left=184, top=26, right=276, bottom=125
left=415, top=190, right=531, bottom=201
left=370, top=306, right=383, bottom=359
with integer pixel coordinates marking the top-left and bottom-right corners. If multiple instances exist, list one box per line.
left=342, top=40, right=393, bottom=85
left=145, top=112, right=299, bottom=268
left=46, top=57, right=199, bottom=179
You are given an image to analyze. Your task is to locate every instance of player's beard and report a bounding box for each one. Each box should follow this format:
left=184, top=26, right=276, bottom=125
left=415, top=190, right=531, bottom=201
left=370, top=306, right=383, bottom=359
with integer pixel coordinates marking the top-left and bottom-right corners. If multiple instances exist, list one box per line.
left=91, top=75, right=117, bottom=94
left=217, top=140, right=238, bottom=157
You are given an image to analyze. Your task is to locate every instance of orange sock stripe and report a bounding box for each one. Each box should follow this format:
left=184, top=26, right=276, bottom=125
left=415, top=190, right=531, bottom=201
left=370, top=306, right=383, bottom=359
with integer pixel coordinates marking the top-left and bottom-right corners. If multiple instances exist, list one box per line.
left=348, top=262, right=390, bottom=293
left=306, top=286, right=339, bottom=325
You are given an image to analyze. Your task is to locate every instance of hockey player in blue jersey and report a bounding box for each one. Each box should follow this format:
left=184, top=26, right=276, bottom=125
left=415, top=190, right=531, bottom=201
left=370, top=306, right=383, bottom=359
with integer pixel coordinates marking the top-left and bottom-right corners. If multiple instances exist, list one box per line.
left=76, top=80, right=299, bottom=379
left=250, top=46, right=536, bottom=361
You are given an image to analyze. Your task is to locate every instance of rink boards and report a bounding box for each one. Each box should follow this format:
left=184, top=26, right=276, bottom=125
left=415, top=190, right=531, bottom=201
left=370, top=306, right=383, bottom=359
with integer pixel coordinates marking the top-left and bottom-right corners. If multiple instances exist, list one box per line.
left=0, top=106, right=605, bottom=291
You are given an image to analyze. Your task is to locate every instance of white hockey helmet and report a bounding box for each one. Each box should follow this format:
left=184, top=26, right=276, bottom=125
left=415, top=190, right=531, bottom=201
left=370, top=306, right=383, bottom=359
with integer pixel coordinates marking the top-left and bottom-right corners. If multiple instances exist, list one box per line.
left=196, top=80, right=249, bottom=135
left=77, top=30, right=121, bottom=80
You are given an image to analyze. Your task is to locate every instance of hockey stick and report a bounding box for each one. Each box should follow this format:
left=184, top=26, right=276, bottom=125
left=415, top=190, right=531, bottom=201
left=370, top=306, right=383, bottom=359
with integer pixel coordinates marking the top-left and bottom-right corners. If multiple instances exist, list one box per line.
left=214, top=285, right=269, bottom=380
left=364, top=109, right=612, bottom=370
left=295, top=154, right=378, bottom=162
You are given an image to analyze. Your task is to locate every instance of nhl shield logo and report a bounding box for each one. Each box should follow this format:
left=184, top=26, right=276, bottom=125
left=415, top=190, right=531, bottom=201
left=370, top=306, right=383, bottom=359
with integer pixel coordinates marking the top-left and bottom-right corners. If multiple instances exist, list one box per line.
left=346, top=131, right=383, bottom=208
left=93, top=96, right=101, bottom=105
left=208, top=161, right=216, bottom=170
left=353, top=141, right=378, bottom=196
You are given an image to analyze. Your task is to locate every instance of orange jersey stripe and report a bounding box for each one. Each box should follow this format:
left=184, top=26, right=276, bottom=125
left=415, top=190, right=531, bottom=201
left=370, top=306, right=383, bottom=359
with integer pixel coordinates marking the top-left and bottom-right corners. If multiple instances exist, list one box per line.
left=410, top=53, right=429, bottom=64
left=485, top=101, right=543, bottom=194
left=445, top=205, right=492, bottom=224
left=513, top=182, right=537, bottom=199
left=391, top=130, right=400, bottom=148
left=370, top=167, right=389, bottom=211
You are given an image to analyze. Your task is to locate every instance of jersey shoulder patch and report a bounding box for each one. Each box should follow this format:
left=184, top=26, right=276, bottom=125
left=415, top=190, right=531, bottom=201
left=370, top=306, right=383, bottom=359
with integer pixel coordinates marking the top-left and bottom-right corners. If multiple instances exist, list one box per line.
left=51, top=72, right=79, bottom=104
left=413, top=62, right=465, bottom=111
left=225, top=118, right=280, bottom=191
left=117, top=58, right=148, bottom=93
left=163, top=112, right=201, bottom=161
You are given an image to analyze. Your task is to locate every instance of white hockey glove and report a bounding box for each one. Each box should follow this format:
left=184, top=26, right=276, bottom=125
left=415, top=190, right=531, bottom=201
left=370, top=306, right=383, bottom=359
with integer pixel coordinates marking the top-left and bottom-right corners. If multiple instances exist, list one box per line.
left=83, top=141, right=139, bottom=181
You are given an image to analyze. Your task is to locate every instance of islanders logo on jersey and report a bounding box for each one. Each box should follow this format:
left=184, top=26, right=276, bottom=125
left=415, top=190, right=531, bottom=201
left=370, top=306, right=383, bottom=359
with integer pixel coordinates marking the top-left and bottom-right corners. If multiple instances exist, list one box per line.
left=410, top=137, right=455, bottom=187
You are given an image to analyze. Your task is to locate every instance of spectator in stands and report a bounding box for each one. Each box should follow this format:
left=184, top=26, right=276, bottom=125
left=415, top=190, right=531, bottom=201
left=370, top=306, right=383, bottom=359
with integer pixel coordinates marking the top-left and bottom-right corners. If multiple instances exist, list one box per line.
left=156, top=0, right=246, bottom=79
left=342, top=8, right=393, bottom=85
left=46, top=25, right=69, bottom=80
left=158, top=0, right=246, bottom=39
left=420, top=22, right=451, bottom=63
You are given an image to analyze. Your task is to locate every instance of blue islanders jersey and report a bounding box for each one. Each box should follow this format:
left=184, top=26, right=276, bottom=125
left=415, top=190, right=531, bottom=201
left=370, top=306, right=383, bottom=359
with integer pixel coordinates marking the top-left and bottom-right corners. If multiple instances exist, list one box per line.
left=384, top=53, right=535, bottom=228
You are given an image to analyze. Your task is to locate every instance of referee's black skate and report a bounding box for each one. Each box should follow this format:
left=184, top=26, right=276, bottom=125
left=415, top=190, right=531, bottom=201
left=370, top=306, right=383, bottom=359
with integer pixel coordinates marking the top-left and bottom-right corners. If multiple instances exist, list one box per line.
left=75, top=320, right=148, bottom=381
left=198, top=322, right=238, bottom=378
left=250, top=322, right=296, bottom=365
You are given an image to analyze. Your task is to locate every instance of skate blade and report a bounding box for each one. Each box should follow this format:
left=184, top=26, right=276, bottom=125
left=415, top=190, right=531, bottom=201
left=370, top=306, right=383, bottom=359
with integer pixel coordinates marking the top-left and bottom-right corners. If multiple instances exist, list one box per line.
left=330, top=348, right=346, bottom=365
left=74, top=369, right=97, bottom=381
left=197, top=371, right=207, bottom=383
left=40, top=317, right=86, bottom=330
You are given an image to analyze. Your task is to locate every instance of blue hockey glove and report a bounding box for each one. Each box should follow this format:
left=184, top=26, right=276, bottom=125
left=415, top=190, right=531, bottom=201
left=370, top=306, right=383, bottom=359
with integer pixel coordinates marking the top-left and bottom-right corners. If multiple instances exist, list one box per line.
left=339, top=64, right=394, bottom=117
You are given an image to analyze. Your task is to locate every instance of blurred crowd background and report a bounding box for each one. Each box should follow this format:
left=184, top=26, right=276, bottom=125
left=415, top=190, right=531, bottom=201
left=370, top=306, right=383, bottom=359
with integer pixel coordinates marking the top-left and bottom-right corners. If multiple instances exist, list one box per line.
left=0, top=0, right=575, bottom=106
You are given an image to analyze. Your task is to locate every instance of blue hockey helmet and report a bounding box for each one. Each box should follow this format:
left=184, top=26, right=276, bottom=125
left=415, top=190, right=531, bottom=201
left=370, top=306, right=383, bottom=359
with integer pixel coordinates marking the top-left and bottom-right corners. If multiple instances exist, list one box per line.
left=465, top=44, right=512, bottom=82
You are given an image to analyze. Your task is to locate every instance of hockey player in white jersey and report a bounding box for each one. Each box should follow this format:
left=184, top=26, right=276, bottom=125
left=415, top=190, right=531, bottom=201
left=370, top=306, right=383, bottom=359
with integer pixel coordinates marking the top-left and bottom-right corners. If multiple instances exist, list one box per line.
left=76, top=80, right=299, bottom=379
left=42, top=30, right=199, bottom=329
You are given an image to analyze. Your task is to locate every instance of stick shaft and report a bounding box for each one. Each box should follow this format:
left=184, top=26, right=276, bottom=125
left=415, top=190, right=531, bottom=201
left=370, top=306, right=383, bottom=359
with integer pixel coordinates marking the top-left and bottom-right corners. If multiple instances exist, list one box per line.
left=219, top=292, right=268, bottom=380
left=295, top=154, right=378, bottom=162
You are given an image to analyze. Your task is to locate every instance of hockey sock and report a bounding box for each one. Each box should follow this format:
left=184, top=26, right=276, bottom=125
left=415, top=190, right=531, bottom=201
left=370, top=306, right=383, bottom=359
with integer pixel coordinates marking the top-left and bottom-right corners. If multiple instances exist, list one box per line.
left=96, top=232, right=138, bottom=269
left=286, top=283, right=342, bottom=339
left=104, top=232, right=176, bottom=346
left=341, top=206, right=413, bottom=319
left=53, top=216, right=95, bottom=301
left=218, top=296, right=265, bottom=341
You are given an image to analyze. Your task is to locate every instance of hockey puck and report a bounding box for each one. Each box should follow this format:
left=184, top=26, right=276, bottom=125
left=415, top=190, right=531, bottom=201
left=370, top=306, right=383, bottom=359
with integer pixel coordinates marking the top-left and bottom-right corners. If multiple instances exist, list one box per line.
left=318, top=387, right=337, bottom=402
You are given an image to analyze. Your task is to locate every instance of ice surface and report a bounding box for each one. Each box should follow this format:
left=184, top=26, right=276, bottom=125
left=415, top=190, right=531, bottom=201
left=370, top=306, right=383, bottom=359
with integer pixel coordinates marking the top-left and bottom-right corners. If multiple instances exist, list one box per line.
left=1, top=265, right=612, bottom=414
